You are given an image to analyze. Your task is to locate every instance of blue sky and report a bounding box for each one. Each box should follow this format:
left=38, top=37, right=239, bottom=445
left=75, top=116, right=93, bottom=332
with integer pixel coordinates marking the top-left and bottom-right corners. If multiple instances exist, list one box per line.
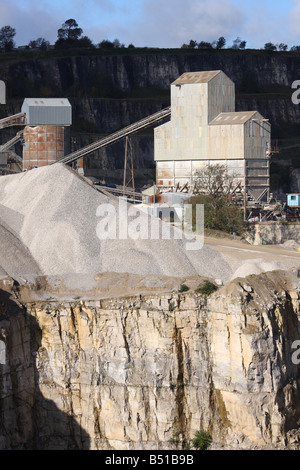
left=0, top=0, right=299, bottom=49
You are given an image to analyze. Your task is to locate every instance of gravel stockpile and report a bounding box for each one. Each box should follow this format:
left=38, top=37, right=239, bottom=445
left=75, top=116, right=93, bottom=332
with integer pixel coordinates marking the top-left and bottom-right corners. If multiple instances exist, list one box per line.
left=230, top=259, right=285, bottom=280
left=280, top=240, right=300, bottom=251
left=0, top=164, right=233, bottom=287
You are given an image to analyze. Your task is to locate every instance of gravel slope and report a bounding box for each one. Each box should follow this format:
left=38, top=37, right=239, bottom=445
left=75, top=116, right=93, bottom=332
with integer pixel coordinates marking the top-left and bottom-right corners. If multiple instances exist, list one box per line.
left=0, top=164, right=233, bottom=286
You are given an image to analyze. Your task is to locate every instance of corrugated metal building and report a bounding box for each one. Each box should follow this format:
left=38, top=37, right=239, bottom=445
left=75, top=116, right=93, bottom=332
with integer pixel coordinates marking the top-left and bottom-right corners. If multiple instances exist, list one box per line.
left=21, top=98, right=72, bottom=126
left=154, top=70, right=271, bottom=204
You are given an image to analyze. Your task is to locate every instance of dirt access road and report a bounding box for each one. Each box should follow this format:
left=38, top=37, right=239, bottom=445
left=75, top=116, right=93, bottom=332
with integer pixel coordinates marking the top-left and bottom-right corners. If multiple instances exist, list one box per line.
left=204, top=235, right=300, bottom=280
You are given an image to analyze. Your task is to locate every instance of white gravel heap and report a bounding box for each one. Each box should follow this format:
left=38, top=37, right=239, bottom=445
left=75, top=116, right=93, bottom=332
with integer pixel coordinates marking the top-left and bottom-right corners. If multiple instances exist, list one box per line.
left=0, top=164, right=234, bottom=286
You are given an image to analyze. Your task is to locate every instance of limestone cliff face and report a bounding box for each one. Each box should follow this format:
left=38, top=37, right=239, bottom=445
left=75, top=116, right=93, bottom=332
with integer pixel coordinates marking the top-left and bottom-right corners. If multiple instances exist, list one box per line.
left=2, top=51, right=300, bottom=94
left=1, top=50, right=300, bottom=182
left=0, top=270, right=300, bottom=450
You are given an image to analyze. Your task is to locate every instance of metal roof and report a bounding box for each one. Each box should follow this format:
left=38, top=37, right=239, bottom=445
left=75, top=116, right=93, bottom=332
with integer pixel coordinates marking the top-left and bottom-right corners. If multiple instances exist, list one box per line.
left=209, top=111, right=257, bottom=125
left=22, top=98, right=71, bottom=107
left=172, top=70, right=221, bottom=85
left=21, top=98, right=72, bottom=125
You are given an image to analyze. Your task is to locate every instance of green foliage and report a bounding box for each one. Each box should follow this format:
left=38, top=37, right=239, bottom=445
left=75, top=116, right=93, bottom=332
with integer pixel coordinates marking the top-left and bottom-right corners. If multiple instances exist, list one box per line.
left=28, top=37, right=50, bottom=50
left=264, top=42, right=277, bottom=51
left=169, top=379, right=189, bottom=390
left=216, top=36, right=226, bottom=49
left=178, top=284, right=189, bottom=293
left=177, top=379, right=189, bottom=388
left=190, top=431, right=212, bottom=450
left=98, top=39, right=115, bottom=49
left=169, top=301, right=176, bottom=312
left=190, top=164, right=246, bottom=235
left=198, top=41, right=213, bottom=49
left=195, top=280, right=218, bottom=296
left=55, top=19, right=95, bottom=51
left=169, top=431, right=181, bottom=446
left=0, top=25, right=16, bottom=52
left=189, top=194, right=246, bottom=235
left=231, top=37, right=247, bottom=49
left=58, top=19, right=83, bottom=41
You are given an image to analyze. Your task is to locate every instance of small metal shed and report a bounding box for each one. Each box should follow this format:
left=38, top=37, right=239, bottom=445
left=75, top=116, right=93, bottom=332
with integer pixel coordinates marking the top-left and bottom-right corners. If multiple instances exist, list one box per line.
left=21, top=98, right=72, bottom=125
left=287, top=194, right=300, bottom=207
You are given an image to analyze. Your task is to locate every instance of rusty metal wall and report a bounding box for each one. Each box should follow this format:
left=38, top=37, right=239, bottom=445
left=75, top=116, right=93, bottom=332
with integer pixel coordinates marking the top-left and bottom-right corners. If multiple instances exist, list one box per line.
left=22, top=125, right=65, bottom=170
left=244, top=114, right=271, bottom=159
left=155, top=71, right=235, bottom=163
left=156, top=159, right=247, bottom=188
left=208, top=72, right=235, bottom=123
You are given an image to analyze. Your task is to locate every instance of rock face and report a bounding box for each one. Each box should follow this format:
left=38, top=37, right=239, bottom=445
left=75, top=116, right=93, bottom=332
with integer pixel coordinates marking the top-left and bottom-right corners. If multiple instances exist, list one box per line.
left=291, top=169, right=300, bottom=193
left=0, top=270, right=300, bottom=450
left=1, top=50, right=300, bottom=184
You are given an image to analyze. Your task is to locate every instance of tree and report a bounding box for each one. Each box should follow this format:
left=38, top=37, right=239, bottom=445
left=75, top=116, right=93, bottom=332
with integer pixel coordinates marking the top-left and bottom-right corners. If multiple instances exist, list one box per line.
left=98, top=39, right=115, bottom=49
left=197, top=41, right=213, bottom=49
left=77, top=36, right=95, bottom=49
left=0, top=25, right=16, bottom=52
left=55, top=19, right=94, bottom=49
left=190, top=164, right=245, bottom=235
left=264, top=42, right=277, bottom=51
left=57, top=19, right=83, bottom=41
left=188, top=39, right=198, bottom=49
left=231, top=37, right=247, bottom=49
left=278, top=43, right=288, bottom=51
left=28, top=37, right=50, bottom=50
left=191, top=431, right=212, bottom=450
left=193, top=163, right=234, bottom=197
left=215, top=36, right=226, bottom=49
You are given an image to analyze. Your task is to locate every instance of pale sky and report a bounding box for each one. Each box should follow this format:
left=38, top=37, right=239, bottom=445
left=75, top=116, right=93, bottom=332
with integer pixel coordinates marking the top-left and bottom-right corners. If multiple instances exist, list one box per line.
left=0, top=0, right=299, bottom=50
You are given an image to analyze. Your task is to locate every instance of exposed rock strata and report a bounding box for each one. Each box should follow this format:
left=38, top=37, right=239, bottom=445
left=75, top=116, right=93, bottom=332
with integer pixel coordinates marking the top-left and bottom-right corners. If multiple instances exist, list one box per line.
left=0, top=270, right=300, bottom=450
left=1, top=51, right=300, bottom=183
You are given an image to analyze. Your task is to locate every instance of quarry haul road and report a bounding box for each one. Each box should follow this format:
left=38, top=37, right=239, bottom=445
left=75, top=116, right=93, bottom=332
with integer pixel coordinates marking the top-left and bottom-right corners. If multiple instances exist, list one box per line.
left=203, top=235, right=300, bottom=279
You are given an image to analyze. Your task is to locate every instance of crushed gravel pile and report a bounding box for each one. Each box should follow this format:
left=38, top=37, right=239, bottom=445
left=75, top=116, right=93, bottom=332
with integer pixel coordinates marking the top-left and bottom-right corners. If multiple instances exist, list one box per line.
left=230, top=258, right=285, bottom=280
left=0, top=164, right=234, bottom=287
left=280, top=240, right=300, bottom=251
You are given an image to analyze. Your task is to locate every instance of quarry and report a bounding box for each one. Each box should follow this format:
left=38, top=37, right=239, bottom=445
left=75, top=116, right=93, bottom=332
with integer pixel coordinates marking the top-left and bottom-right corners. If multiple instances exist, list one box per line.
left=0, top=68, right=300, bottom=450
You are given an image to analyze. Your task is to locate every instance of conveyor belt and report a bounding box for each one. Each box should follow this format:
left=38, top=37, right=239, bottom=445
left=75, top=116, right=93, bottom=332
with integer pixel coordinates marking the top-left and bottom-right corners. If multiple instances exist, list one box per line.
left=0, top=112, right=26, bottom=129
left=0, top=130, right=24, bottom=152
left=55, top=106, right=171, bottom=165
